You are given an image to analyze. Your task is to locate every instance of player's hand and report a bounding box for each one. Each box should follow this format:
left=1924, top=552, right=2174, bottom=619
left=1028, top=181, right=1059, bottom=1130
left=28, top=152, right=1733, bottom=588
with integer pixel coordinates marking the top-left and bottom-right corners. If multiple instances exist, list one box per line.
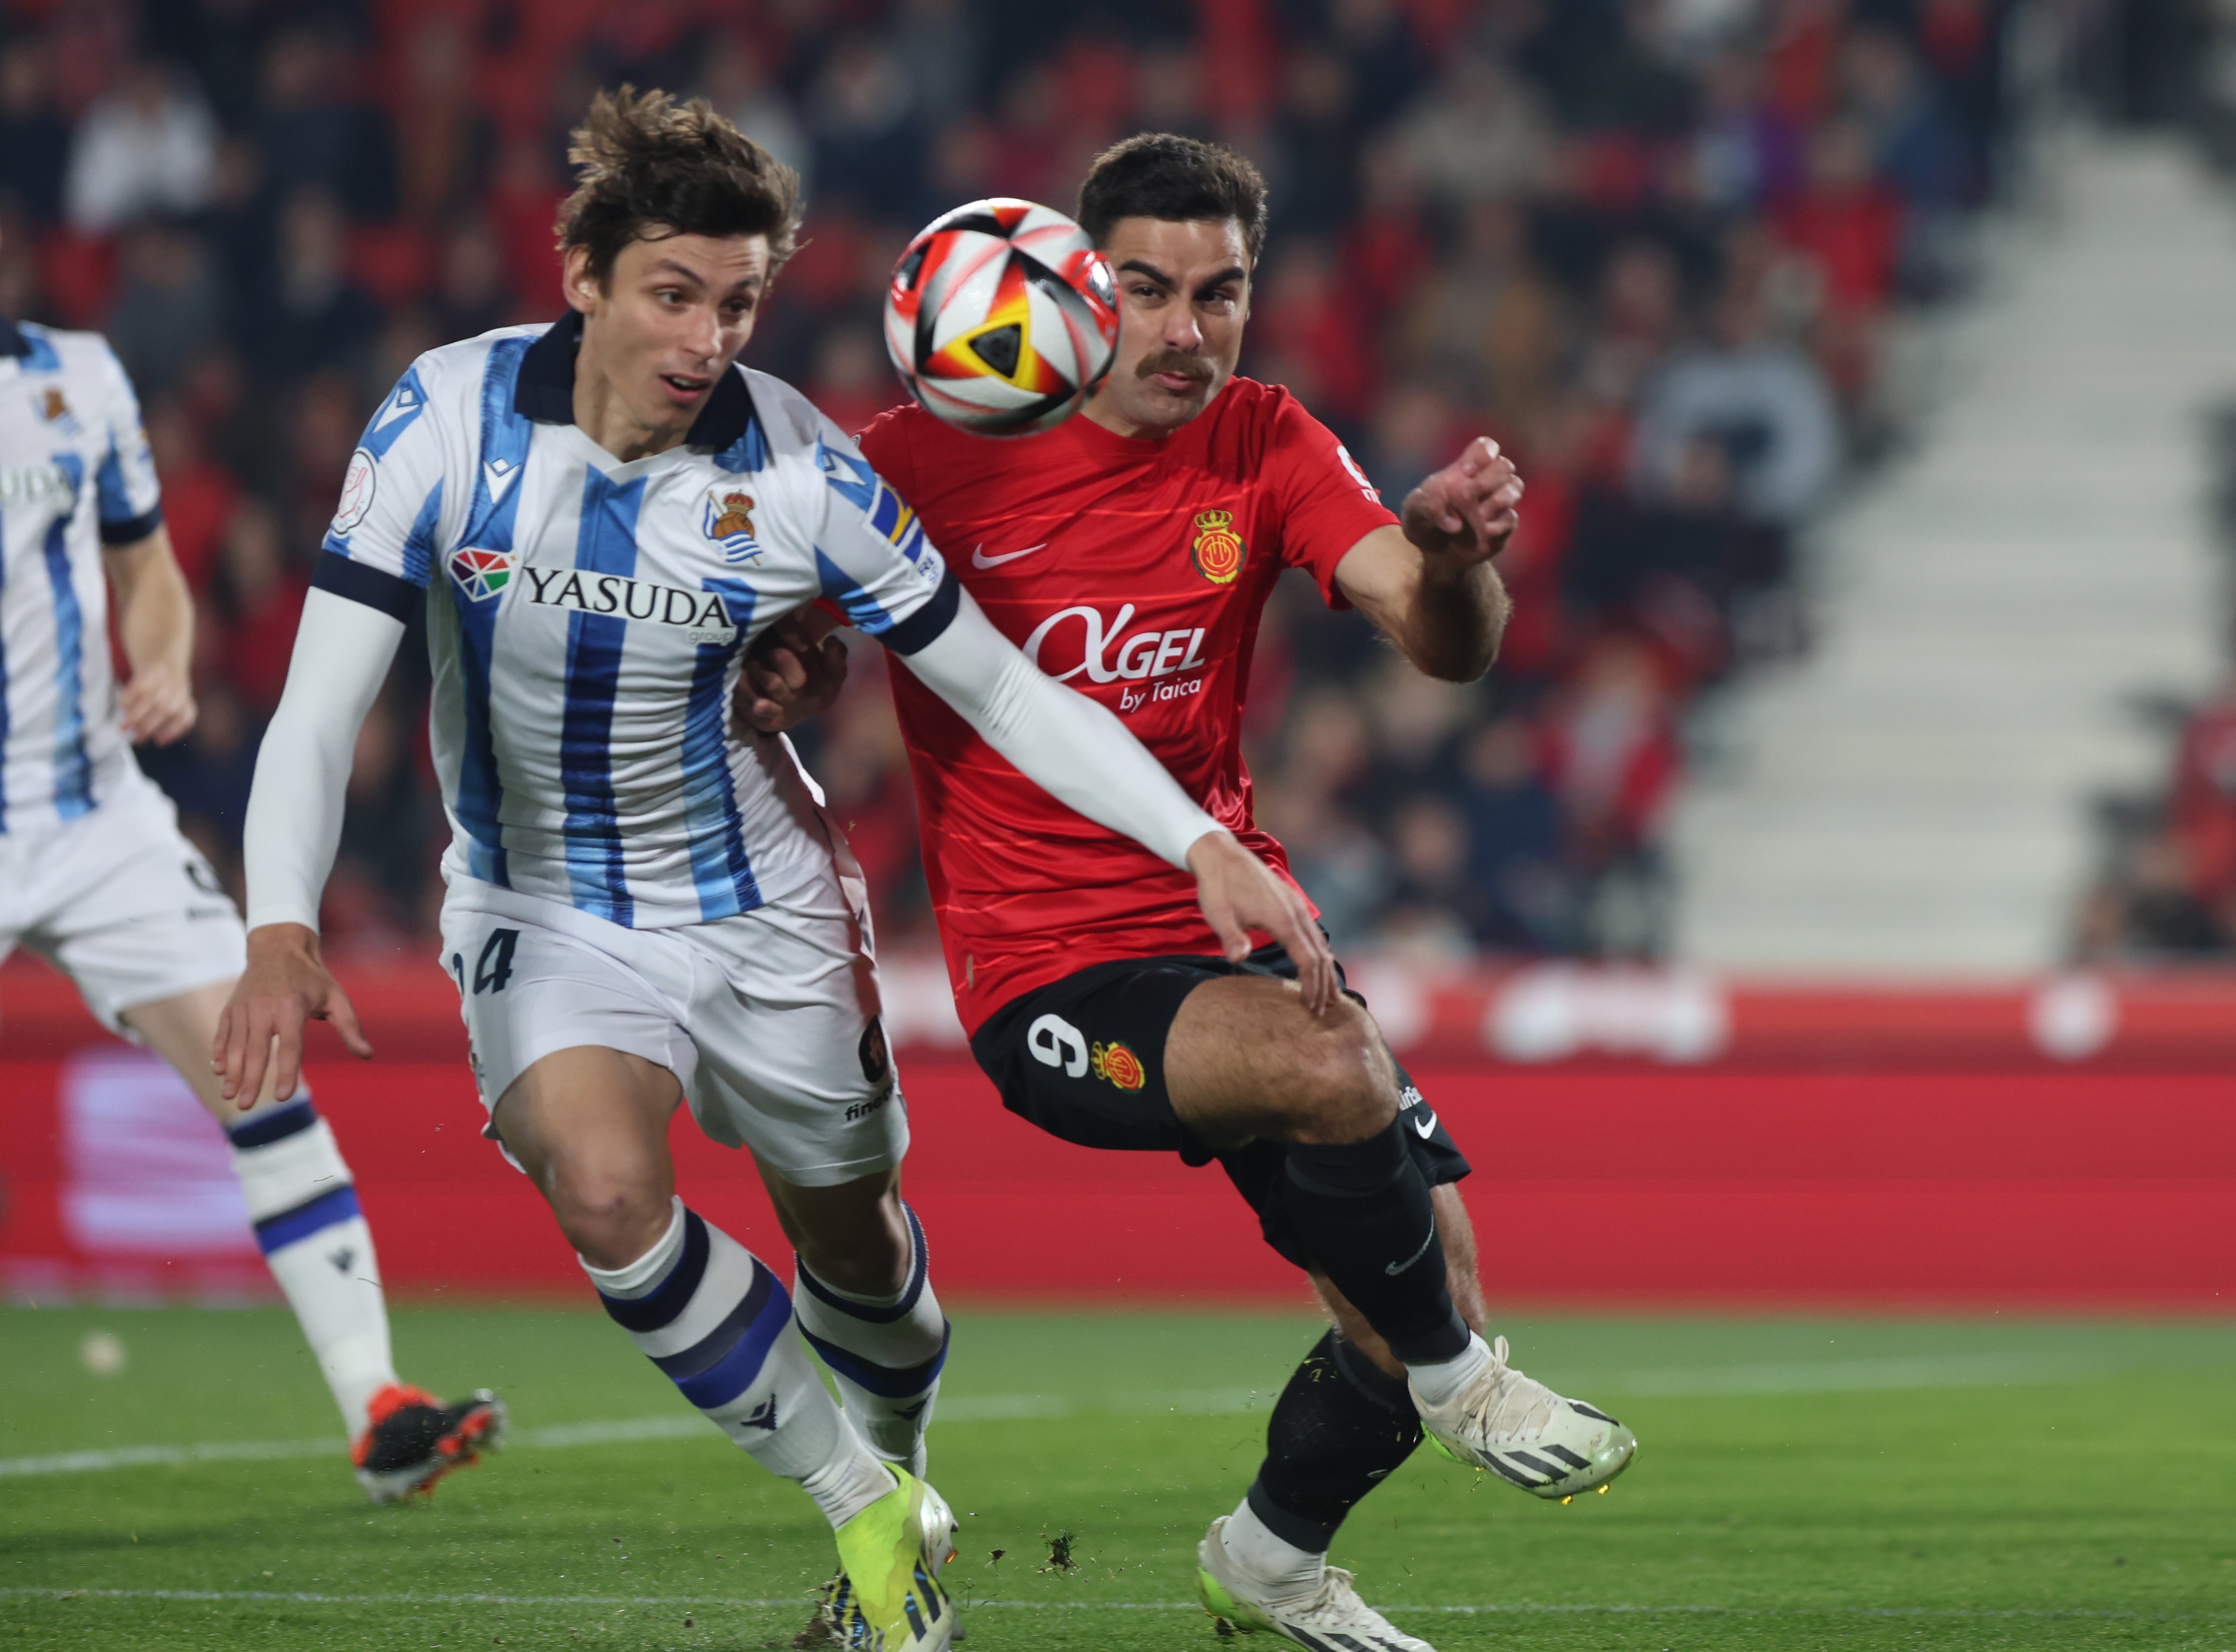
left=118, top=661, right=197, bottom=746
left=735, top=617, right=849, bottom=735
left=1185, top=830, right=1339, bottom=1017
left=1401, top=437, right=1523, bottom=568
left=213, top=923, right=373, bottom=1107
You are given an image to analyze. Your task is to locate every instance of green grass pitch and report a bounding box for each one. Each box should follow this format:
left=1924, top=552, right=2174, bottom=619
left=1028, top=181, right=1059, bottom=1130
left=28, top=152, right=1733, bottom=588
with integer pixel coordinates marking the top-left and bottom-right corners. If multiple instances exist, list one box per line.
left=2, top=1304, right=2234, bottom=1650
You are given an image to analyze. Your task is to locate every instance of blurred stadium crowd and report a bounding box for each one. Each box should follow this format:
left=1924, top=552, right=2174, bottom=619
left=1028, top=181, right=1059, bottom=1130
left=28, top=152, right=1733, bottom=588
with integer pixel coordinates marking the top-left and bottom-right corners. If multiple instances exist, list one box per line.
left=0, top=0, right=2042, bottom=962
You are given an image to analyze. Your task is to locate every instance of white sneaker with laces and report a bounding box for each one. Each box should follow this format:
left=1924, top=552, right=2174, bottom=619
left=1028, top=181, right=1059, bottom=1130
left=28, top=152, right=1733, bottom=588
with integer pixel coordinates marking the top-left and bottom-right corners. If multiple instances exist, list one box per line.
left=1194, top=1517, right=1436, bottom=1652
left=1410, top=1334, right=1636, bottom=1498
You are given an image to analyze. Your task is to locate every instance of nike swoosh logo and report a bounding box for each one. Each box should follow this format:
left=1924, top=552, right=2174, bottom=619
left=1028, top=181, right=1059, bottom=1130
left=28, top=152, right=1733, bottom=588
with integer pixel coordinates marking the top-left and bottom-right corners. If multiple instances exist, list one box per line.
left=1411, top=1108, right=1437, bottom=1139
left=1386, top=1217, right=1438, bottom=1276
left=971, top=542, right=1047, bottom=569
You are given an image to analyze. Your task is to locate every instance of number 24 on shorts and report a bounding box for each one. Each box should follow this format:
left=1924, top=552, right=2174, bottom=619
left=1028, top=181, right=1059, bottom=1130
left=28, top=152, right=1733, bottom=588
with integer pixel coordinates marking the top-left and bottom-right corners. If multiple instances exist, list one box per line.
left=450, top=929, right=519, bottom=998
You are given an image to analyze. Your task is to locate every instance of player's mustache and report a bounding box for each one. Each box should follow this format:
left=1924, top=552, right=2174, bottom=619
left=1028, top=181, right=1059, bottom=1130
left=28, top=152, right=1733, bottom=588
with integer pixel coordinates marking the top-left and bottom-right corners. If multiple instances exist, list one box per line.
left=1136, top=350, right=1213, bottom=383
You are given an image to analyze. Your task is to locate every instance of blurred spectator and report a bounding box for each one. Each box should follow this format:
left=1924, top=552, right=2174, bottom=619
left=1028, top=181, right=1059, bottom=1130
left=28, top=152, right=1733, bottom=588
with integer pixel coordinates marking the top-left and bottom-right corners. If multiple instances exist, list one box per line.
left=1250, top=236, right=1378, bottom=435
left=1394, top=49, right=1552, bottom=206
left=65, top=57, right=218, bottom=232
left=1687, top=44, right=1807, bottom=218
left=1629, top=280, right=1840, bottom=528
left=0, top=39, right=71, bottom=225
left=104, top=219, right=222, bottom=401
left=248, top=189, right=384, bottom=386
left=1457, top=714, right=1580, bottom=953
left=249, top=26, right=396, bottom=222
left=704, top=33, right=814, bottom=199
left=1394, top=199, right=1569, bottom=424
left=212, top=496, right=308, bottom=716
left=395, top=16, right=493, bottom=227
left=1538, top=635, right=1681, bottom=878
left=428, top=218, right=514, bottom=343
left=143, top=395, right=238, bottom=592
left=809, top=34, right=924, bottom=219
left=1270, top=44, right=1359, bottom=234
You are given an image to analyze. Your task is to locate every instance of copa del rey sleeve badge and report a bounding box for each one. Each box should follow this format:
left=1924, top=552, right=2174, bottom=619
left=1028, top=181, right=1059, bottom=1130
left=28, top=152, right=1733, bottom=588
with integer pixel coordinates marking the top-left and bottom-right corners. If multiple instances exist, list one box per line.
left=1189, top=508, right=1245, bottom=585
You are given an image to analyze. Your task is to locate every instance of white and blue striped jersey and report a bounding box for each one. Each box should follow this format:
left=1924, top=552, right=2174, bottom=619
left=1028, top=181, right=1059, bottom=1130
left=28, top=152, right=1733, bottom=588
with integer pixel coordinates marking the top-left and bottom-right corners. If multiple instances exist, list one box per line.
left=317, top=316, right=959, bottom=929
left=0, top=317, right=164, bottom=834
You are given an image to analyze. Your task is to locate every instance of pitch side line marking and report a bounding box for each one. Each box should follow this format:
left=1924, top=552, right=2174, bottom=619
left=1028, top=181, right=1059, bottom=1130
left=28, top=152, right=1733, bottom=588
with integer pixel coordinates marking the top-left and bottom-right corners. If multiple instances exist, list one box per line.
left=0, top=1352, right=2167, bottom=1480
left=0, top=1589, right=2227, bottom=1622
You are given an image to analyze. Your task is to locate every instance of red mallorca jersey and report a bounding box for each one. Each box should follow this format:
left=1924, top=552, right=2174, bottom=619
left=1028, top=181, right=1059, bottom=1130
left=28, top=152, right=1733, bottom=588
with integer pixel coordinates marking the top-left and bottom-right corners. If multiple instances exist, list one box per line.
left=856, top=377, right=1398, bottom=1032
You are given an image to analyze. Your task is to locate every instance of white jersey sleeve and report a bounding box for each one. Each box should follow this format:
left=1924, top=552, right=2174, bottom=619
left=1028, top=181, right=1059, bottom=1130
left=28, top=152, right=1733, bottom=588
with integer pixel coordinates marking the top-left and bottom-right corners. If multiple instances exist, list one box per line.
left=803, top=413, right=961, bottom=655
left=91, top=342, right=161, bottom=544
left=316, top=357, right=451, bottom=617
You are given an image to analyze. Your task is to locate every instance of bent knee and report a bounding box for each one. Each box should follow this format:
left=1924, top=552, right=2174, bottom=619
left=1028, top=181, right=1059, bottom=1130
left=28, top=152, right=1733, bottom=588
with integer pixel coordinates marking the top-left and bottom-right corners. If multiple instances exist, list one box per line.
left=548, top=1170, right=672, bottom=1269
left=1277, top=999, right=1398, bottom=1143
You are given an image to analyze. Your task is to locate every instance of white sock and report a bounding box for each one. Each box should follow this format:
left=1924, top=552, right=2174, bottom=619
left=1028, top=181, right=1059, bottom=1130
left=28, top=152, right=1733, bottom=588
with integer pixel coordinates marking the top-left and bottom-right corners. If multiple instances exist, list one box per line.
left=1406, top=1332, right=1492, bottom=1410
left=792, top=1202, right=948, bottom=1476
left=585, top=1200, right=897, bottom=1529
left=1222, top=1498, right=1324, bottom=1606
left=227, top=1096, right=397, bottom=1438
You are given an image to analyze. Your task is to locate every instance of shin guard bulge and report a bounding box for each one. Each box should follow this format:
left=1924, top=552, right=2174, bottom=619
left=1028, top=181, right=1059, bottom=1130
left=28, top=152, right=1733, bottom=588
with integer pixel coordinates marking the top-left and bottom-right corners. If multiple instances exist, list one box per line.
left=1279, top=1122, right=1469, bottom=1364
left=792, top=1203, right=949, bottom=1474
left=227, top=1098, right=397, bottom=1436
left=585, top=1200, right=894, bottom=1529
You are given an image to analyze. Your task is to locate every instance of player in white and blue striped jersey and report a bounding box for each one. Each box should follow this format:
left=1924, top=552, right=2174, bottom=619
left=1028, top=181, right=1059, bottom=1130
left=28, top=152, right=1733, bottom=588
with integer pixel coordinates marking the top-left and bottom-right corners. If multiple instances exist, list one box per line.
left=0, top=251, right=499, bottom=1504
left=217, top=89, right=1329, bottom=1652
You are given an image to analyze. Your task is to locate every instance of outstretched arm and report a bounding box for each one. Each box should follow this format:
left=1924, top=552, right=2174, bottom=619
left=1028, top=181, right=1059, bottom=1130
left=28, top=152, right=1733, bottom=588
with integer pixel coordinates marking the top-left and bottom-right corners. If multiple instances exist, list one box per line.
left=899, top=589, right=1338, bottom=1013
left=1333, top=436, right=1522, bottom=682
left=213, top=588, right=403, bottom=1103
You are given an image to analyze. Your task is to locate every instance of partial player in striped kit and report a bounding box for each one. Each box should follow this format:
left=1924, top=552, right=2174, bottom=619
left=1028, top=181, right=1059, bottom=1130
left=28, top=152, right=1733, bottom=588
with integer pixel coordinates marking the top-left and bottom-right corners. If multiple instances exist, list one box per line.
left=0, top=236, right=499, bottom=1504
left=216, top=90, right=1327, bottom=1652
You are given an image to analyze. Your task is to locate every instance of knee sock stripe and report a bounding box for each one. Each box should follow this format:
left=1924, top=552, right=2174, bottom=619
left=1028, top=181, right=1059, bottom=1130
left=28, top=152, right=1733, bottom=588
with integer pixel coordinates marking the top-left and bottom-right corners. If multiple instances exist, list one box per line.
left=798, top=1321, right=948, bottom=1399
left=252, top=1185, right=361, bottom=1254
left=226, top=1100, right=317, bottom=1149
left=598, top=1211, right=711, bottom=1334
left=646, top=1266, right=794, bottom=1411
left=793, top=1204, right=930, bottom=1325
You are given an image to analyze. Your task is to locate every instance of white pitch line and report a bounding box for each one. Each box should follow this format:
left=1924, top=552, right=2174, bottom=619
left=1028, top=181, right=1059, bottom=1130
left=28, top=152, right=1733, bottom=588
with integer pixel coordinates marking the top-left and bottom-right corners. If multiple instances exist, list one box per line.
left=0, top=1353, right=2153, bottom=1481
left=0, top=1588, right=2224, bottom=1621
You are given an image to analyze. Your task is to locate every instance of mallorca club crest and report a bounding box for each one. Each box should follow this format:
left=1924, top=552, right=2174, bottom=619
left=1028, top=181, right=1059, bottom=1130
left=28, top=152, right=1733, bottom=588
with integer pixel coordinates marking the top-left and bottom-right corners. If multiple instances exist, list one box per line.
left=1189, top=508, right=1245, bottom=585
left=1090, top=1040, right=1146, bottom=1091
left=702, top=484, right=762, bottom=563
left=448, top=547, right=519, bottom=602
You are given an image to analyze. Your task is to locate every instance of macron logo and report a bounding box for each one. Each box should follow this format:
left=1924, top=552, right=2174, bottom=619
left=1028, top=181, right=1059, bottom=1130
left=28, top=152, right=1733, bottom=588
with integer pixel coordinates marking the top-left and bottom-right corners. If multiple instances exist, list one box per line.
left=482, top=456, right=521, bottom=502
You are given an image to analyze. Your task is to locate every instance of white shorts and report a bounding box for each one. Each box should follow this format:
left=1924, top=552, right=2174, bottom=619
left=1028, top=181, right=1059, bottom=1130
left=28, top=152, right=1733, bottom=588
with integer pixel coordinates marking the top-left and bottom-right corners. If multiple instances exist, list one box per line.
left=439, top=853, right=907, bottom=1188
left=0, top=771, right=246, bottom=1033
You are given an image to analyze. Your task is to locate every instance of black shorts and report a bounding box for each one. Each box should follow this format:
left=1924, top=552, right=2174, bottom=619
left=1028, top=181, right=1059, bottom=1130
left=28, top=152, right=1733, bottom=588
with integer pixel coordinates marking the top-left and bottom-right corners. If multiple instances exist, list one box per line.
left=969, top=940, right=1471, bottom=1271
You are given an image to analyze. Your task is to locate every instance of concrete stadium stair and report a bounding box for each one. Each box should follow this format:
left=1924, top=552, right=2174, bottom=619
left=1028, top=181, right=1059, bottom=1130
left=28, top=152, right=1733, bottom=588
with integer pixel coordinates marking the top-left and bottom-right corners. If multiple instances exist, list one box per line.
left=1671, top=131, right=2236, bottom=973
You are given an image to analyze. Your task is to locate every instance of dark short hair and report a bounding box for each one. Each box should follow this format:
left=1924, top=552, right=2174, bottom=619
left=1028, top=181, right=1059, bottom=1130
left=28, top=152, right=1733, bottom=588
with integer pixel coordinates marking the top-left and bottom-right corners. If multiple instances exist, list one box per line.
left=1077, top=133, right=1269, bottom=264
left=558, top=86, right=802, bottom=287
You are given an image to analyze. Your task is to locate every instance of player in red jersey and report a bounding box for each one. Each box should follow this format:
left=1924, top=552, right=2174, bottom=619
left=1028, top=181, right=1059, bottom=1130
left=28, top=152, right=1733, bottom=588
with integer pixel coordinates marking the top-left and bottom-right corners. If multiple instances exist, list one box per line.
left=746, top=136, right=1636, bottom=1647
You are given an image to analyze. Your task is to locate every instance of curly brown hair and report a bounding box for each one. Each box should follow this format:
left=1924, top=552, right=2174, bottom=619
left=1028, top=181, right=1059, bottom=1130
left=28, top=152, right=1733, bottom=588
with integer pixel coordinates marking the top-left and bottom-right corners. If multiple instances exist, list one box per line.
left=557, top=85, right=802, bottom=288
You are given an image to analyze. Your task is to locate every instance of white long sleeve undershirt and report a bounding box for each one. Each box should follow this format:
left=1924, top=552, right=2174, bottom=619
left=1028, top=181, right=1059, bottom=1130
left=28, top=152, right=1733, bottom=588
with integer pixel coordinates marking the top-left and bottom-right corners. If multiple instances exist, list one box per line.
left=242, top=584, right=1221, bottom=935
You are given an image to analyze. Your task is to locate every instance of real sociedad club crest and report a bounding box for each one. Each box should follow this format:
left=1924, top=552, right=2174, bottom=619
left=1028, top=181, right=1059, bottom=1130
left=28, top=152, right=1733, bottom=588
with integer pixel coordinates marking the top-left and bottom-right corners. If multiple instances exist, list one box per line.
left=448, top=547, right=519, bottom=601
left=702, top=484, right=763, bottom=563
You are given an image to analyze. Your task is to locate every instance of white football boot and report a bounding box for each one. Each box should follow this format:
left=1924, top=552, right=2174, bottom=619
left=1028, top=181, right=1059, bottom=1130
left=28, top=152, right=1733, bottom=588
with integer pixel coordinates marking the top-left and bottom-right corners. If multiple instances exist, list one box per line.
left=1410, top=1335, right=1635, bottom=1498
left=1195, top=1517, right=1435, bottom=1652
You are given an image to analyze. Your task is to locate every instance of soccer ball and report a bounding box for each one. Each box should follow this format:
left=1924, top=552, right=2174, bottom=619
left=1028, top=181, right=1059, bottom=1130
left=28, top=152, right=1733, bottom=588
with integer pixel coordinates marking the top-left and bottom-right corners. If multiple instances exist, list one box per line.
left=884, top=198, right=1119, bottom=437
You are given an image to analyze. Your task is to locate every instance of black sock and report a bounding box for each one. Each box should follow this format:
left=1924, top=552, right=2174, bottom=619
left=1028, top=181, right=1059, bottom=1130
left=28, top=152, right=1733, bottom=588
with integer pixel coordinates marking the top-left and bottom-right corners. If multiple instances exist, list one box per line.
left=1246, top=1330, right=1424, bottom=1552
left=1280, top=1122, right=1469, bottom=1363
